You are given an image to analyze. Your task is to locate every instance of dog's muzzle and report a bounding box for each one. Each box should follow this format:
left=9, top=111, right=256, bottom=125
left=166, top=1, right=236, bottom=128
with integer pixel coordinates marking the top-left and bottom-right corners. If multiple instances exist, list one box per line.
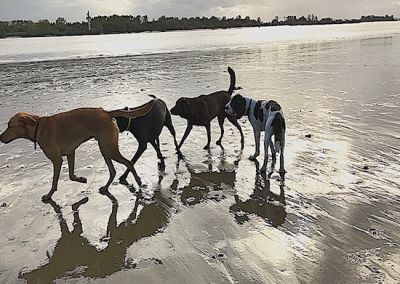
left=0, top=133, right=8, bottom=144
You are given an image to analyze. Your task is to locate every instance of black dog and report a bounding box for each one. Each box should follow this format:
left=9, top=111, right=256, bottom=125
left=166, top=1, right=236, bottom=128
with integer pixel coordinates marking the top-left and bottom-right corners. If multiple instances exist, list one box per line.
left=170, top=67, right=244, bottom=150
left=114, top=96, right=181, bottom=183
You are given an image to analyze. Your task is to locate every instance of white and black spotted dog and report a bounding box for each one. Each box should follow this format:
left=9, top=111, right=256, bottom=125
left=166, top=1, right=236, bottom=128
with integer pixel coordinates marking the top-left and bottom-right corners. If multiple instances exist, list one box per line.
left=225, top=94, right=286, bottom=174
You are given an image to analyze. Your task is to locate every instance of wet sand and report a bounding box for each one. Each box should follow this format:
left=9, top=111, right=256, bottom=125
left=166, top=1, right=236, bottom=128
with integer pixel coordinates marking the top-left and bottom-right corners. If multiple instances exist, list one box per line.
left=0, top=30, right=400, bottom=283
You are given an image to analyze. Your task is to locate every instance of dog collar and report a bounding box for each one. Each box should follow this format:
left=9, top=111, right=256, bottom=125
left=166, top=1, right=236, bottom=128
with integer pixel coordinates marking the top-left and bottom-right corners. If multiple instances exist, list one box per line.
left=33, top=118, right=41, bottom=150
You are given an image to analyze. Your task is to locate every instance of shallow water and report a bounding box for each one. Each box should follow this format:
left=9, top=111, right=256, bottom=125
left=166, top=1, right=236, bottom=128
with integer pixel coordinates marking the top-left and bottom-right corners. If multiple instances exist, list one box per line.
left=0, top=23, right=399, bottom=283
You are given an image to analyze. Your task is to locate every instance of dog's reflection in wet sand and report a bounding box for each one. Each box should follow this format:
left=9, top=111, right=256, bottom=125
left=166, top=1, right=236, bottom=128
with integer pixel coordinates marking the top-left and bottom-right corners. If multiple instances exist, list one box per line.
left=178, top=148, right=242, bottom=206
left=230, top=160, right=286, bottom=227
left=20, top=148, right=279, bottom=282
left=20, top=181, right=172, bottom=282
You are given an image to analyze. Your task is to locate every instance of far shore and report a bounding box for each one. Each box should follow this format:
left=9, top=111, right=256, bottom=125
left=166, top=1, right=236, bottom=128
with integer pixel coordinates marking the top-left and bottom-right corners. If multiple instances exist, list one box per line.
left=0, top=15, right=398, bottom=39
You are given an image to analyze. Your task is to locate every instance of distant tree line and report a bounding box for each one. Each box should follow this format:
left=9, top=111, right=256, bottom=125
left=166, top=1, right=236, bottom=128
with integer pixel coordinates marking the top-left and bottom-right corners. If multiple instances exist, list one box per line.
left=0, top=14, right=396, bottom=38
left=271, top=14, right=395, bottom=26
left=0, top=15, right=261, bottom=38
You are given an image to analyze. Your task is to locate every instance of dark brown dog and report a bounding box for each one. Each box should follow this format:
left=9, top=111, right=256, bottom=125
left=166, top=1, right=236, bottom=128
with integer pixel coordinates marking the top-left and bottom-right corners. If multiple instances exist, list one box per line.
left=170, top=67, right=244, bottom=150
left=114, top=96, right=182, bottom=184
left=0, top=101, right=154, bottom=201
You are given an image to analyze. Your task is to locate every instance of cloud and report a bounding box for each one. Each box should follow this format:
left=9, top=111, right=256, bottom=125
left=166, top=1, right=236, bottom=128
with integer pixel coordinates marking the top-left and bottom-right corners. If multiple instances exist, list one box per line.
left=0, top=0, right=399, bottom=22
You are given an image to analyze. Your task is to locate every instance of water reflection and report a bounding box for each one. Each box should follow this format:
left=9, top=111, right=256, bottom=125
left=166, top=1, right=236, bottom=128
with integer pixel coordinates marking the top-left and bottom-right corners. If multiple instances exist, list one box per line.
left=20, top=149, right=283, bottom=282
left=230, top=161, right=286, bottom=227
left=21, top=184, right=171, bottom=282
left=179, top=148, right=241, bottom=206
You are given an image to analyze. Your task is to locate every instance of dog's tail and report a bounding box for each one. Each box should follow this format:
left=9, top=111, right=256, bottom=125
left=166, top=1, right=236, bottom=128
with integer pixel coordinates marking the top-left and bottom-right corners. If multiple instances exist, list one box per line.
left=272, top=112, right=285, bottom=153
left=108, top=100, right=155, bottom=119
left=227, top=66, right=236, bottom=95
left=148, top=94, right=157, bottom=99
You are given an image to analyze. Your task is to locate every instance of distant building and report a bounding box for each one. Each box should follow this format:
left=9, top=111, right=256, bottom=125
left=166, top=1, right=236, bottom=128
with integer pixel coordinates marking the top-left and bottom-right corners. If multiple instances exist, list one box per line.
left=86, top=10, right=92, bottom=31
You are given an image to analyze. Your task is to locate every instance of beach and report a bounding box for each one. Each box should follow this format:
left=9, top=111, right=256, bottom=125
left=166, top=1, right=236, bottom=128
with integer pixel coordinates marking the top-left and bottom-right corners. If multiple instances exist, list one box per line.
left=0, top=22, right=399, bottom=283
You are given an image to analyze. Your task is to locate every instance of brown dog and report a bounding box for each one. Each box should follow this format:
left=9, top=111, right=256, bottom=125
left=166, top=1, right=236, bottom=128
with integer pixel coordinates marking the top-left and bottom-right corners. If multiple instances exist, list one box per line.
left=170, top=67, right=244, bottom=150
left=0, top=101, right=154, bottom=201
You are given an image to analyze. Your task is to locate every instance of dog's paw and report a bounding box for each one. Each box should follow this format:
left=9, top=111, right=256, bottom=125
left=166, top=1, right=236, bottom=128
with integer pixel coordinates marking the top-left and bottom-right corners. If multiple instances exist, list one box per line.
left=41, top=194, right=52, bottom=202
left=203, top=145, right=211, bottom=150
left=119, top=179, right=129, bottom=186
left=216, top=140, right=222, bottom=146
left=99, top=186, right=108, bottom=194
left=249, top=155, right=258, bottom=161
left=76, top=176, right=87, bottom=183
left=158, top=161, right=166, bottom=170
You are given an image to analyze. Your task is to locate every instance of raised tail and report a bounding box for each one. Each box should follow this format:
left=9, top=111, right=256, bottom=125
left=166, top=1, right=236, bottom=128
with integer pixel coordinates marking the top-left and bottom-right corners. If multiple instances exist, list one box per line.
left=272, top=112, right=286, bottom=153
left=108, top=100, right=155, bottom=119
left=227, top=66, right=236, bottom=95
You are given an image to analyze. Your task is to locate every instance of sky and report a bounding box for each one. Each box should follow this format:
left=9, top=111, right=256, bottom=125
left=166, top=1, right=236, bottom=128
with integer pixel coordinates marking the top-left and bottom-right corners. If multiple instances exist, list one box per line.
left=0, top=0, right=399, bottom=22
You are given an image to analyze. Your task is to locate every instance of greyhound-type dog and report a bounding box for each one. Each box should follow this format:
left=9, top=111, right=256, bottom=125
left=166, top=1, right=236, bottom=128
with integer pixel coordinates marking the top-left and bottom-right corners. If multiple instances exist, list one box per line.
left=0, top=101, right=154, bottom=201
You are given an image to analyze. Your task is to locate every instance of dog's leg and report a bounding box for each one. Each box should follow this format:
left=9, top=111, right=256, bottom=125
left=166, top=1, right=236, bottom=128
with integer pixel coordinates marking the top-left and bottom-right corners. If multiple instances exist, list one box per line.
left=227, top=115, right=244, bottom=149
left=269, top=141, right=277, bottom=162
left=42, top=156, right=63, bottom=201
left=99, top=129, right=142, bottom=188
left=250, top=129, right=260, bottom=160
left=119, top=142, right=147, bottom=183
left=71, top=197, right=89, bottom=235
left=260, top=130, right=273, bottom=173
left=164, top=111, right=182, bottom=158
left=260, top=120, right=274, bottom=173
left=100, top=157, right=116, bottom=193
left=279, top=132, right=286, bottom=180
left=113, top=153, right=142, bottom=187
left=204, top=123, right=211, bottom=149
left=178, top=123, right=193, bottom=149
left=67, top=151, right=87, bottom=183
left=216, top=115, right=225, bottom=146
left=45, top=199, right=69, bottom=233
left=151, top=140, right=165, bottom=169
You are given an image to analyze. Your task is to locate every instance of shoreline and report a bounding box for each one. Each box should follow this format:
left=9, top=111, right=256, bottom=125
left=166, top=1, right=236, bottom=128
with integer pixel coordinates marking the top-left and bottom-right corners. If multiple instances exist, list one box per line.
left=1, top=22, right=400, bottom=66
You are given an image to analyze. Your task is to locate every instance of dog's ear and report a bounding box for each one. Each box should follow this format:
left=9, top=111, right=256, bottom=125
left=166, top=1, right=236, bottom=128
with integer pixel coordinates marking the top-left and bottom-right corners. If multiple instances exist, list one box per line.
left=176, top=98, right=190, bottom=111
left=182, top=98, right=190, bottom=109
left=233, top=95, right=246, bottom=119
left=18, top=113, right=38, bottom=126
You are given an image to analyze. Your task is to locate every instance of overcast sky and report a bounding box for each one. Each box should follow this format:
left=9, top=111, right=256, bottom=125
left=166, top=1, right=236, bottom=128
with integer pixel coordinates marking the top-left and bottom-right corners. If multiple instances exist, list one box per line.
left=0, top=0, right=399, bottom=22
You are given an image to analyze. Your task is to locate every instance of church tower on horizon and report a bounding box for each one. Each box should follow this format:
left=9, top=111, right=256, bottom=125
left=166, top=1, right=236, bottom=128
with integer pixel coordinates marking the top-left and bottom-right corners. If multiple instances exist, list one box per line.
left=86, top=10, right=92, bottom=31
